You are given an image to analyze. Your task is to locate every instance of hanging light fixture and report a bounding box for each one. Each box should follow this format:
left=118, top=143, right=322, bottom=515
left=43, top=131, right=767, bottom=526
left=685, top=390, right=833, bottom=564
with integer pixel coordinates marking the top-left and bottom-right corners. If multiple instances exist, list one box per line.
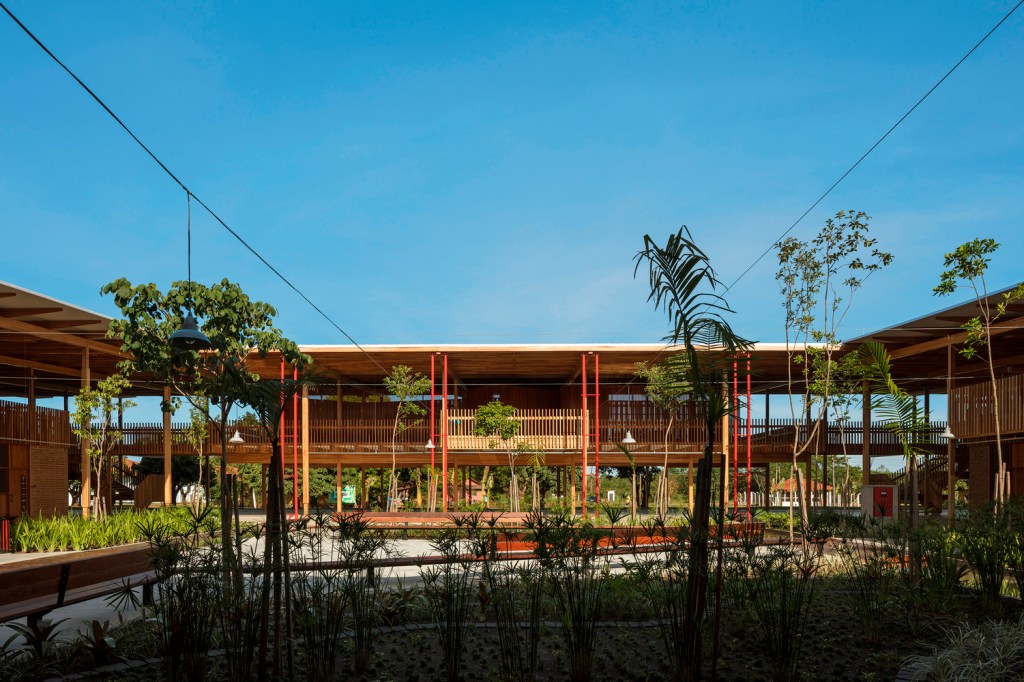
left=229, top=430, right=245, bottom=444
left=169, top=190, right=211, bottom=350
left=425, top=438, right=435, bottom=450
left=941, top=426, right=955, bottom=440
left=622, top=431, right=636, bottom=445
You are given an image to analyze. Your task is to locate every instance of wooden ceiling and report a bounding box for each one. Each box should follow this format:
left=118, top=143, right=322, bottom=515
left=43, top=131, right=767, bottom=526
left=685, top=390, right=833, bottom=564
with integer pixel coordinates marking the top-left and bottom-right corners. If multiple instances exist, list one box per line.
left=845, top=284, right=1024, bottom=391
left=246, top=342, right=812, bottom=392
left=4, top=278, right=1020, bottom=400
left=0, top=281, right=125, bottom=398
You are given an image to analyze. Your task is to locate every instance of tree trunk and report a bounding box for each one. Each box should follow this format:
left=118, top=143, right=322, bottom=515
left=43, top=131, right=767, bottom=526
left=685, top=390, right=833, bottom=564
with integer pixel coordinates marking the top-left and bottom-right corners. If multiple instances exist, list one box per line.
left=680, top=429, right=716, bottom=681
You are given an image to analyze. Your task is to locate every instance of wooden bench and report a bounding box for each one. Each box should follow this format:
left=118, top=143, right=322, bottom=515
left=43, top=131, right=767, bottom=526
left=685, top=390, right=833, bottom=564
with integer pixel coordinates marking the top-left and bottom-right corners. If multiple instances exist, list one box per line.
left=0, top=544, right=157, bottom=626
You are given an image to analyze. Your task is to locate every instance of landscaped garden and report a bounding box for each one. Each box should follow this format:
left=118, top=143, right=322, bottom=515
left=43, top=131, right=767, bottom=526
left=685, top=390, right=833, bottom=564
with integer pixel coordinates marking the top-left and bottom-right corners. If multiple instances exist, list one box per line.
left=5, top=505, right=1024, bottom=681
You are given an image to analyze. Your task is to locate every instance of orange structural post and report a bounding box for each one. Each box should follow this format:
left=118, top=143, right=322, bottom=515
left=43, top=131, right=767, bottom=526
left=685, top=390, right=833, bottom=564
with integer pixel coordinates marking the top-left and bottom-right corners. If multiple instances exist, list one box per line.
left=430, top=353, right=436, bottom=510
left=594, top=353, right=601, bottom=516
left=280, top=356, right=286, bottom=508
left=581, top=354, right=588, bottom=517
left=293, top=364, right=299, bottom=518
left=442, top=353, right=449, bottom=512
left=746, top=354, right=752, bottom=514
left=733, top=359, right=739, bottom=515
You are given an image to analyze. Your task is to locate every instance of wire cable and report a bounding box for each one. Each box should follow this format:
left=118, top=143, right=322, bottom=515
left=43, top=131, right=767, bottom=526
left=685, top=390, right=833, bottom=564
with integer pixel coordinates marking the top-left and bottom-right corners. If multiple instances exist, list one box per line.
left=725, top=0, right=1024, bottom=292
left=0, top=1, right=388, bottom=375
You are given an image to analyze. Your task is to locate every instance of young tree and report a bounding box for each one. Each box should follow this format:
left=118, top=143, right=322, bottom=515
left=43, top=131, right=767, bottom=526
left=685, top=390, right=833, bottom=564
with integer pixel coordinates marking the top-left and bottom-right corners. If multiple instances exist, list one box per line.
left=775, top=210, right=891, bottom=536
left=934, top=238, right=1024, bottom=504
left=103, top=278, right=306, bottom=565
left=382, top=365, right=431, bottom=512
left=474, top=401, right=526, bottom=512
left=635, top=225, right=752, bottom=680
left=72, top=374, right=136, bottom=519
left=177, top=395, right=210, bottom=508
left=635, top=359, right=692, bottom=517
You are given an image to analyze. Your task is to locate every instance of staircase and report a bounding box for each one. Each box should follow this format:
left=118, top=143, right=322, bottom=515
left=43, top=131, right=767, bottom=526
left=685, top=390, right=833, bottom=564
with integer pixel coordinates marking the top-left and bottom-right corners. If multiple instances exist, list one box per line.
left=872, top=456, right=953, bottom=513
left=68, top=458, right=144, bottom=508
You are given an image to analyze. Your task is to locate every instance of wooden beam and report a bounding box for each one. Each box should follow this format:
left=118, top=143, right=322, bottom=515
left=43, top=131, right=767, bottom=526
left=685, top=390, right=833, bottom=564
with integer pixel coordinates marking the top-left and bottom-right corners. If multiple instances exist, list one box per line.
left=0, top=316, right=125, bottom=357
left=891, top=316, right=1022, bottom=360
left=0, top=353, right=86, bottom=377
left=29, top=319, right=104, bottom=330
left=0, top=307, right=64, bottom=317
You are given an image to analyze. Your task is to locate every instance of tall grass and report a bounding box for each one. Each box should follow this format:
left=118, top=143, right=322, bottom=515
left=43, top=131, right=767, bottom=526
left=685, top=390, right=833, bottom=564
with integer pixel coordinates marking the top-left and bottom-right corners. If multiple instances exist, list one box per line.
left=531, top=510, right=605, bottom=682
left=13, top=507, right=200, bottom=552
left=421, top=528, right=479, bottom=682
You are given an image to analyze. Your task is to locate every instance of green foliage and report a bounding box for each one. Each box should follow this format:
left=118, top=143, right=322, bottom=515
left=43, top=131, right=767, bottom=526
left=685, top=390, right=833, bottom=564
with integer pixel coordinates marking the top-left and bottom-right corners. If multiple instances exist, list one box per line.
left=72, top=373, right=137, bottom=519
left=102, top=277, right=308, bottom=388
left=474, top=400, right=522, bottom=442
left=905, top=617, right=1024, bottom=682
left=11, top=507, right=203, bottom=552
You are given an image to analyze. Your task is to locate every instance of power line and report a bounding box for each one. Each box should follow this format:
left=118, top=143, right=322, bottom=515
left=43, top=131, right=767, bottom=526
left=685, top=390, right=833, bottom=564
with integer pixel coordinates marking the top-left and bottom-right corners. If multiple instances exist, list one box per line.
left=725, top=0, right=1024, bottom=292
left=0, top=1, right=388, bottom=376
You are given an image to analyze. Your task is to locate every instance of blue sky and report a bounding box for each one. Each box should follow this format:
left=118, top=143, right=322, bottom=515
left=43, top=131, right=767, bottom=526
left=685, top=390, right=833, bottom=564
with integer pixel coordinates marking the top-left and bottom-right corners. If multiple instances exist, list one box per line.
left=2, top=1, right=1022, bottom=349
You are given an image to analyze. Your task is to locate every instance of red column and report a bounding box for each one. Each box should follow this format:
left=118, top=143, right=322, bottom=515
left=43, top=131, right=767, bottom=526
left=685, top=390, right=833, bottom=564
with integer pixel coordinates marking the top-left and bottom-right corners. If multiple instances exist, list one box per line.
left=430, top=353, right=436, bottom=509
left=746, top=353, right=752, bottom=514
left=581, top=354, right=588, bottom=516
left=733, top=359, right=739, bottom=514
left=594, top=353, right=600, bottom=516
left=442, top=353, right=449, bottom=512
left=293, top=364, right=299, bottom=518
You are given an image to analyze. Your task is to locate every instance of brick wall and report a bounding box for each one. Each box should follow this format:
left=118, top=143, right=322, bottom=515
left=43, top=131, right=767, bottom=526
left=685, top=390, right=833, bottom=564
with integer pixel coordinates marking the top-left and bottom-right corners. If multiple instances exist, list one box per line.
left=30, top=445, right=68, bottom=518
left=968, top=443, right=992, bottom=510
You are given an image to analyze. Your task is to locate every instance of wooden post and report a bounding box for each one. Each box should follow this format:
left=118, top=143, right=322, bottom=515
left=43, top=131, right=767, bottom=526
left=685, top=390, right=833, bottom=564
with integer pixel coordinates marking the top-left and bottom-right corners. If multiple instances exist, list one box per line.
left=360, top=467, right=367, bottom=509
left=261, top=464, right=268, bottom=510
left=947, top=342, right=956, bottom=522
left=722, top=387, right=730, bottom=509
left=80, top=349, right=91, bottom=518
left=302, top=385, right=310, bottom=516
left=336, top=460, right=343, bottom=514
left=163, top=384, right=172, bottom=508
left=862, top=381, right=871, bottom=486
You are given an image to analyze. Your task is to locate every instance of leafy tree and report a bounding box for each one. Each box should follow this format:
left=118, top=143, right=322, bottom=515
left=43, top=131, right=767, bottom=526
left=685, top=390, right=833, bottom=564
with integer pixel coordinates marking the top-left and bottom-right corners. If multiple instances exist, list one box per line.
left=635, top=359, right=692, bottom=516
left=635, top=225, right=752, bottom=680
left=934, top=238, right=1024, bottom=504
left=382, top=365, right=431, bottom=512
left=72, top=374, right=136, bottom=519
left=775, top=210, right=891, bottom=536
left=102, top=277, right=306, bottom=563
left=474, top=401, right=526, bottom=512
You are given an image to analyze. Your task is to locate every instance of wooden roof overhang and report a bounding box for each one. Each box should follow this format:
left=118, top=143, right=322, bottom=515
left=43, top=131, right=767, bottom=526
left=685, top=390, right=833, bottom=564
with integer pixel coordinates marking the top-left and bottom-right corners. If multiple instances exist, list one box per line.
left=0, top=281, right=129, bottom=398
left=844, top=284, right=1024, bottom=393
left=246, top=342, right=816, bottom=392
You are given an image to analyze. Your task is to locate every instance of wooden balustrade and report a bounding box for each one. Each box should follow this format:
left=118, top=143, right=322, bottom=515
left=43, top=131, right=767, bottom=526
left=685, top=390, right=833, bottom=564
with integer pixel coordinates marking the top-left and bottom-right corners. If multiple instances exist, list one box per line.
left=952, top=375, right=1024, bottom=440
left=0, top=399, right=72, bottom=446
left=0, top=399, right=951, bottom=459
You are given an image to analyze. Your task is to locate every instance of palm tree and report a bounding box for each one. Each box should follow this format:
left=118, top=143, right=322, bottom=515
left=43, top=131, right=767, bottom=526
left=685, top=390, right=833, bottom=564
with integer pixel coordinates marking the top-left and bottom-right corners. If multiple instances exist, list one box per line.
left=858, top=341, right=931, bottom=529
left=635, top=226, right=753, bottom=680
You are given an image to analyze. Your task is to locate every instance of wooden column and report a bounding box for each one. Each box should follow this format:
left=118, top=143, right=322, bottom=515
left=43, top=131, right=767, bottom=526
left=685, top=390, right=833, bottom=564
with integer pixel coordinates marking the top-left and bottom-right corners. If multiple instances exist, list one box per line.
left=861, top=381, right=871, bottom=486
left=360, top=467, right=367, bottom=509
left=163, top=384, right=172, bottom=507
left=336, top=460, right=343, bottom=513
left=261, top=464, right=268, bottom=510
left=302, top=386, right=310, bottom=516
left=80, top=349, right=91, bottom=518
left=722, top=388, right=730, bottom=509
left=947, top=342, right=956, bottom=522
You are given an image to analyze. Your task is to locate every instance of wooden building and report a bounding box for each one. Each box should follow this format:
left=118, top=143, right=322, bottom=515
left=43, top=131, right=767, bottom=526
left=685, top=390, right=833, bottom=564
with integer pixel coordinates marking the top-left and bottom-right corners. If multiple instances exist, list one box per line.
left=1, top=279, right=1021, bottom=517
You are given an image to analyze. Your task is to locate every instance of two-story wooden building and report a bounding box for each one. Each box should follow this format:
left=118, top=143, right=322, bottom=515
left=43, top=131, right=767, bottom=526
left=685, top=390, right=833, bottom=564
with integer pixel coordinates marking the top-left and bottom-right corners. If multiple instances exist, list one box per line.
left=1, top=279, right=1020, bottom=518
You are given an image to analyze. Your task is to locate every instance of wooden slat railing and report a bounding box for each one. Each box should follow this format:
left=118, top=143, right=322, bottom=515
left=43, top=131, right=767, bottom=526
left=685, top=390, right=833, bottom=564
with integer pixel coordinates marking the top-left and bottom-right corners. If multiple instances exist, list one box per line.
left=0, top=399, right=72, bottom=446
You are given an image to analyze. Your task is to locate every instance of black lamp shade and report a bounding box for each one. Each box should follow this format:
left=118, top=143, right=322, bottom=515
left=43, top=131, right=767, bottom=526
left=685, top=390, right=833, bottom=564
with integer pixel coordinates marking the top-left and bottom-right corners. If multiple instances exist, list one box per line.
left=169, top=314, right=212, bottom=350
